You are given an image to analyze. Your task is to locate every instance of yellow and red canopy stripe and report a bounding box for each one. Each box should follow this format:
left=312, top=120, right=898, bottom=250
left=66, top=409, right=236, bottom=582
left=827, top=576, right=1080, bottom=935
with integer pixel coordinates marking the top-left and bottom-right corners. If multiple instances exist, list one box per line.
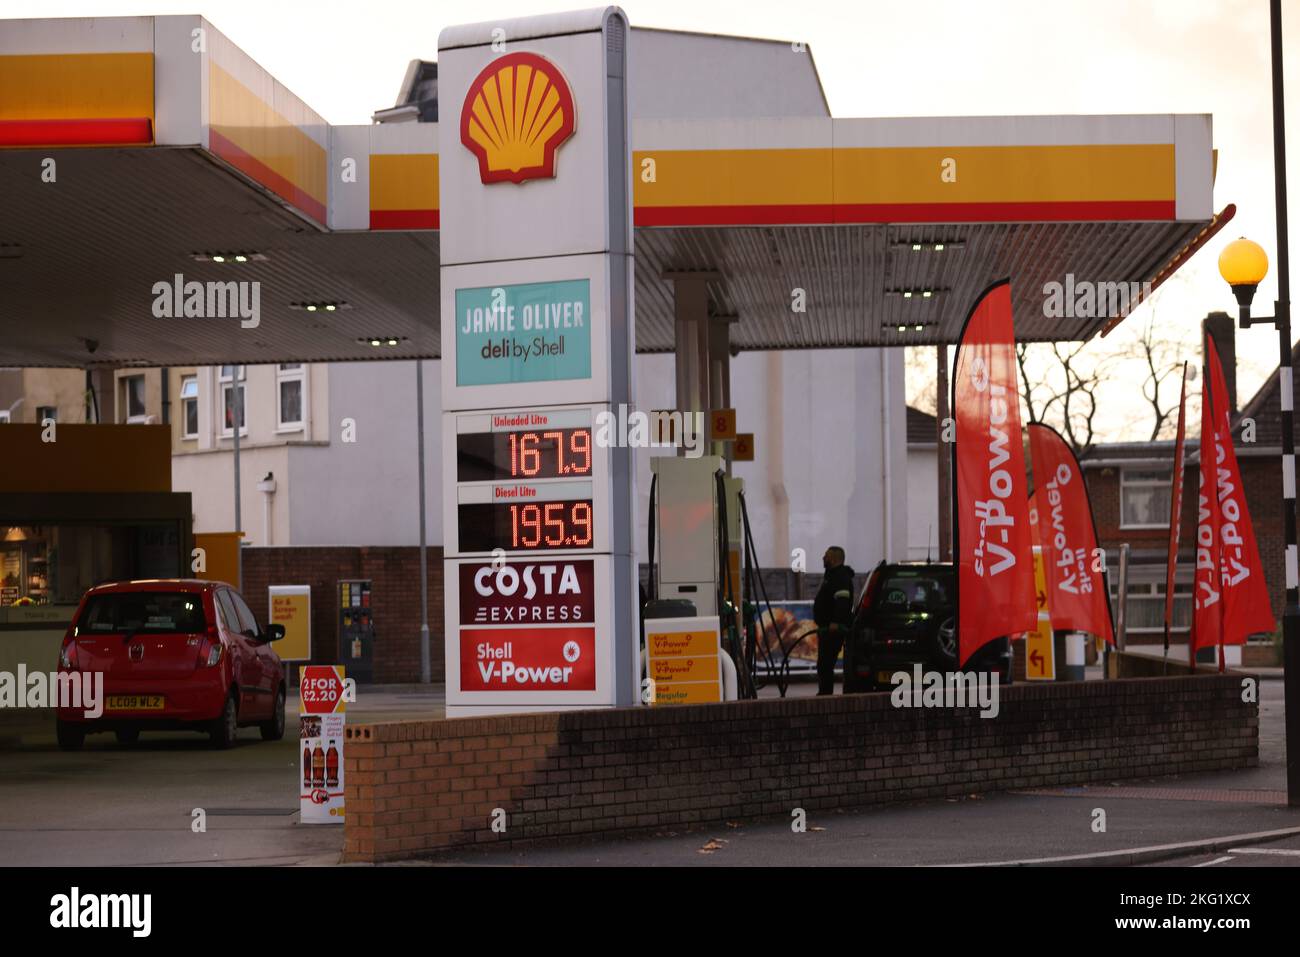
left=370, top=153, right=439, bottom=229
left=632, top=143, right=1175, bottom=225
left=0, top=52, right=153, bottom=147
left=208, top=62, right=327, bottom=226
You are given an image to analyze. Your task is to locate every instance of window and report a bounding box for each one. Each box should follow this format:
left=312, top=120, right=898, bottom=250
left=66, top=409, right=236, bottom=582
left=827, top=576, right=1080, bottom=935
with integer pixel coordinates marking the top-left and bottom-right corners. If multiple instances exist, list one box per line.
left=1120, top=467, right=1172, bottom=528
left=1109, top=577, right=1192, bottom=634
left=76, top=591, right=209, bottom=635
left=215, top=589, right=241, bottom=634
left=36, top=406, right=56, bottom=424
left=180, top=376, right=198, bottom=439
left=0, top=411, right=8, bottom=423
left=123, top=375, right=147, bottom=423
left=219, top=366, right=246, bottom=437
left=229, top=590, right=260, bottom=637
left=277, top=364, right=304, bottom=431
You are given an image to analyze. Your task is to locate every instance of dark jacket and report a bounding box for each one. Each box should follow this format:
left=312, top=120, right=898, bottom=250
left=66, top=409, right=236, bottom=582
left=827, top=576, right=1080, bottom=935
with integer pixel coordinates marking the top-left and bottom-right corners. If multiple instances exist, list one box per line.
left=813, top=563, right=856, bottom=631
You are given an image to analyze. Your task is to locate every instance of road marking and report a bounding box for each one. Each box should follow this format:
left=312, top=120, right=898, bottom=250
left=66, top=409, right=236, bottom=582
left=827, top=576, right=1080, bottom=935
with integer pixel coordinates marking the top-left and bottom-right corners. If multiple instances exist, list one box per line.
left=1226, top=846, right=1300, bottom=856
left=1194, top=855, right=1234, bottom=867
left=950, top=824, right=1300, bottom=867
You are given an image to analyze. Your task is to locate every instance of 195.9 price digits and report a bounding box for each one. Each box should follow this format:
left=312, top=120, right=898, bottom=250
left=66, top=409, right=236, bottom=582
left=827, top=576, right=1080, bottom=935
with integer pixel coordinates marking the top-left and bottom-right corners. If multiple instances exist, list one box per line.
left=510, top=501, right=593, bottom=549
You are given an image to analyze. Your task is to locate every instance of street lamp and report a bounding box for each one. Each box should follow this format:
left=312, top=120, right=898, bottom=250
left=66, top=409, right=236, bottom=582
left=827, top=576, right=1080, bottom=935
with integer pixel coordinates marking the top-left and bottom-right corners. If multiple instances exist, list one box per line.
left=1221, top=233, right=1299, bottom=807
left=1218, top=238, right=1269, bottom=318
left=1213, top=0, right=1299, bottom=808
left=1217, top=9, right=1296, bottom=813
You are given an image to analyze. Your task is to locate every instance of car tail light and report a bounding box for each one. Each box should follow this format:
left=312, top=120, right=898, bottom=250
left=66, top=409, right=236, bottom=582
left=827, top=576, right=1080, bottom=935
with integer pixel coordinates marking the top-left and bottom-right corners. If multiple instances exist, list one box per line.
left=58, top=634, right=78, bottom=671
left=199, top=624, right=223, bottom=668
left=856, top=567, right=883, bottom=615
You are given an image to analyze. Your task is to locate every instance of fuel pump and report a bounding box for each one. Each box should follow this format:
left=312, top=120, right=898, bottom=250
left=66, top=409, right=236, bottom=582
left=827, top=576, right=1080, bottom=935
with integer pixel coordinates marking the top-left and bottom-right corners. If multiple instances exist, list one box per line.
left=646, top=455, right=748, bottom=699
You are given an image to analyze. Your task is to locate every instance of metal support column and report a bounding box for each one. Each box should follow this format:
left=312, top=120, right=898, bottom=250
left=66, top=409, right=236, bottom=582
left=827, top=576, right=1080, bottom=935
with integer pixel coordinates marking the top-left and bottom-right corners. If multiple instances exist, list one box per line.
left=665, top=272, right=719, bottom=453
left=416, top=359, right=430, bottom=684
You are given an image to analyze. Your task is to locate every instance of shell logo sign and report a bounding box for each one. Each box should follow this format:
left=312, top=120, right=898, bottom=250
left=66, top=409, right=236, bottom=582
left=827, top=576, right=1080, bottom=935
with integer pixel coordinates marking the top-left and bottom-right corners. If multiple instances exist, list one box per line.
left=460, top=52, right=575, bottom=184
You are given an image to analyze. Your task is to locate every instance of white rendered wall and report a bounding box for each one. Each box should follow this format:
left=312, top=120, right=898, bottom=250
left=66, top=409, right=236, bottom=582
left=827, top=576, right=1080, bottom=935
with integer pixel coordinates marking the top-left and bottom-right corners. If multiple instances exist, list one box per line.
left=633, top=347, right=908, bottom=576
left=286, top=359, right=443, bottom=547
left=906, top=445, right=939, bottom=561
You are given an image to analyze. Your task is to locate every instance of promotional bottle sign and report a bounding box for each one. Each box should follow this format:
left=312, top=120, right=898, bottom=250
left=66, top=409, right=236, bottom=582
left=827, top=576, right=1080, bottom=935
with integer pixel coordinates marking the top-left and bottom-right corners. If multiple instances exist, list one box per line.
left=299, top=665, right=346, bottom=824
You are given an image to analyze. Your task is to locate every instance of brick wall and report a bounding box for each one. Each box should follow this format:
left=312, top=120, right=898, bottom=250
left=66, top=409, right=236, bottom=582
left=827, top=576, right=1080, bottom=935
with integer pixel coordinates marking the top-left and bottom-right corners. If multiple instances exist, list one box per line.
left=241, top=546, right=444, bottom=684
left=342, top=674, right=1257, bottom=862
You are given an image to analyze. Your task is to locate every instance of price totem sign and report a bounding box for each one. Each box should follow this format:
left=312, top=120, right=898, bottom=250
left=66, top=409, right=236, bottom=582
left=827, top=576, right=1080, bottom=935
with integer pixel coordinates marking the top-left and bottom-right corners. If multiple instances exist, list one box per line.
left=439, top=10, right=637, bottom=717
left=299, top=665, right=346, bottom=824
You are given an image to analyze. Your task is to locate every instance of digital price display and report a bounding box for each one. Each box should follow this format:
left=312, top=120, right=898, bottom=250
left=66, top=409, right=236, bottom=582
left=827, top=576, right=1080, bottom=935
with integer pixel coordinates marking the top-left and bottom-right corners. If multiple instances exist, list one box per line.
left=458, top=498, right=594, bottom=552
left=452, top=411, right=602, bottom=555
left=457, top=427, right=593, bottom=482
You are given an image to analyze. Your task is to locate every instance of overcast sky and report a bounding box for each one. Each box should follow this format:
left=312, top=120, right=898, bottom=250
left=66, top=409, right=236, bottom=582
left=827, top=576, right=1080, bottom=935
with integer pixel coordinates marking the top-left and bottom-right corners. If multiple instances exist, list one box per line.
left=17, top=0, right=1300, bottom=439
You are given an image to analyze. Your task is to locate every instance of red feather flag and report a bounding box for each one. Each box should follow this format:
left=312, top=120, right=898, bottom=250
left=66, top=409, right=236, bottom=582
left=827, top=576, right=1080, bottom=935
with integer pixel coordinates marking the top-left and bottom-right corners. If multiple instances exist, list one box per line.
left=1192, top=337, right=1274, bottom=667
left=1164, top=363, right=1188, bottom=657
left=952, top=280, right=1037, bottom=666
left=1028, top=423, right=1115, bottom=643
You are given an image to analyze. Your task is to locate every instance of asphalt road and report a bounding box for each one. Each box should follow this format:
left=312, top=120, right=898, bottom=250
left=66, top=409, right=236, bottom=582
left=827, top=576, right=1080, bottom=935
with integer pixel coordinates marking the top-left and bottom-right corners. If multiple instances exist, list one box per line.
left=0, top=687, right=446, bottom=866
left=1152, top=835, right=1300, bottom=868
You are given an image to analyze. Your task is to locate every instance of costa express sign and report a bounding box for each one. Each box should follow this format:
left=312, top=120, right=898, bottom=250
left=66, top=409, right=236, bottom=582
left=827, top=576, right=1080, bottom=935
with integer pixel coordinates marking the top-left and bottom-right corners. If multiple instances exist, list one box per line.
left=459, top=559, right=594, bottom=624
left=461, top=51, right=576, bottom=185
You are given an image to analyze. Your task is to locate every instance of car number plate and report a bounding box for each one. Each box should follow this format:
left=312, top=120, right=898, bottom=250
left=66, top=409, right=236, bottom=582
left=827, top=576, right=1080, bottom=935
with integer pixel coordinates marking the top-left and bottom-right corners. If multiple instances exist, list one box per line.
left=105, top=695, right=164, bottom=711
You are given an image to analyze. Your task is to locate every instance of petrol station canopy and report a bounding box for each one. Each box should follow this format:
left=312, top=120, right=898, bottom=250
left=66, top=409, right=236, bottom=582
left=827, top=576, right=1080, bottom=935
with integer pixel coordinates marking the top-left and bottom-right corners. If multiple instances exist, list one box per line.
left=0, top=14, right=1222, bottom=368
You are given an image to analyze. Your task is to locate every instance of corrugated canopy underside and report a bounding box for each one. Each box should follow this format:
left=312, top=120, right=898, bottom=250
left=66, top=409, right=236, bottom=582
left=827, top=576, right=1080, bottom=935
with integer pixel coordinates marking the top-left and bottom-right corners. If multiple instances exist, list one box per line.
left=0, top=146, right=1204, bottom=368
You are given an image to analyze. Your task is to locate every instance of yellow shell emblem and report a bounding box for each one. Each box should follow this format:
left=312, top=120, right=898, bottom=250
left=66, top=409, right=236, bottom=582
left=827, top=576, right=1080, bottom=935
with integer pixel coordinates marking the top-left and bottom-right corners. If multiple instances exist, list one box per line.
left=460, top=52, right=576, bottom=184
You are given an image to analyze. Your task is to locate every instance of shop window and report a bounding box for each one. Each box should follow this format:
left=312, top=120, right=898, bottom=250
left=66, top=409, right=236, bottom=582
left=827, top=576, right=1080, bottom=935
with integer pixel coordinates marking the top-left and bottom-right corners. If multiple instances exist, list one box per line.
left=1, top=523, right=181, bottom=605
left=180, top=376, right=199, bottom=438
left=1119, top=467, right=1172, bottom=529
left=277, top=364, right=304, bottom=432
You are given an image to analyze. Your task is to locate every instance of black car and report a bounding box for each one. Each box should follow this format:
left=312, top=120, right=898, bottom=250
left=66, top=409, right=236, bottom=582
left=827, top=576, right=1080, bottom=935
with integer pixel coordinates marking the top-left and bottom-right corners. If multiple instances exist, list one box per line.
left=842, top=561, right=1012, bottom=693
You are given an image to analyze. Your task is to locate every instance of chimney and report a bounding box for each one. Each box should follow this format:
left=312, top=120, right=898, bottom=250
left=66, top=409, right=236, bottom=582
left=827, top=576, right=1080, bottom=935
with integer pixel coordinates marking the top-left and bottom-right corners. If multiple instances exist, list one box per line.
left=1203, top=311, right=1238, bottom=414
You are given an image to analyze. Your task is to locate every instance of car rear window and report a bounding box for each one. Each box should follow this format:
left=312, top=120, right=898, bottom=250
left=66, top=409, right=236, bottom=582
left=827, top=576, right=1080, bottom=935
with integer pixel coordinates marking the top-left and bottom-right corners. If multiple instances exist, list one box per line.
left=877, top=568, right=955, bottom=612
left=77, top=592, right=209, bottom=635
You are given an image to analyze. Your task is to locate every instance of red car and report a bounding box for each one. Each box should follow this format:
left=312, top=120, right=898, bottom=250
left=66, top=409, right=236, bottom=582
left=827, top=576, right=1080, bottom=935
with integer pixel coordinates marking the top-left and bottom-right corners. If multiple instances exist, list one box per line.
left=55, top=579, right=286, bottom=750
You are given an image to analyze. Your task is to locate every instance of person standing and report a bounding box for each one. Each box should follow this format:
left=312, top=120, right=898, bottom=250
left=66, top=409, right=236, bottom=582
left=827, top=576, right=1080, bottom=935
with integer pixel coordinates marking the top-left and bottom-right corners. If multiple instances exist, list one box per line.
left=814, top=546, right=856, bottom=695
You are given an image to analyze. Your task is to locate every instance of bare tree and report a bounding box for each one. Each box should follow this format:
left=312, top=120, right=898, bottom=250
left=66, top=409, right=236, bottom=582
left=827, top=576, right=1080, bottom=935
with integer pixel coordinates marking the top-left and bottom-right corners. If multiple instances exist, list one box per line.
left=904, top=345, right=939, bottom=416
left=1016, top=342, right=1042, bottom=424
left=1015, top=340, right=1110, bottom=458
left=1133, top=310, right=1185, bottom=441
left=1051, top=341, right=1108, bottom=457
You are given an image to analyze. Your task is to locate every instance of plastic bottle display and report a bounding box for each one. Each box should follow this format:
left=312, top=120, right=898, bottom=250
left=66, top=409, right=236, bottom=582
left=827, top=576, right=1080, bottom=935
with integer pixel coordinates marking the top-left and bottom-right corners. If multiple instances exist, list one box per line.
left=312, top=744, right=325, bottom=788
left=326, top=740, right=339, bottom=788
left=303, top=745, right=311, bottom=788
